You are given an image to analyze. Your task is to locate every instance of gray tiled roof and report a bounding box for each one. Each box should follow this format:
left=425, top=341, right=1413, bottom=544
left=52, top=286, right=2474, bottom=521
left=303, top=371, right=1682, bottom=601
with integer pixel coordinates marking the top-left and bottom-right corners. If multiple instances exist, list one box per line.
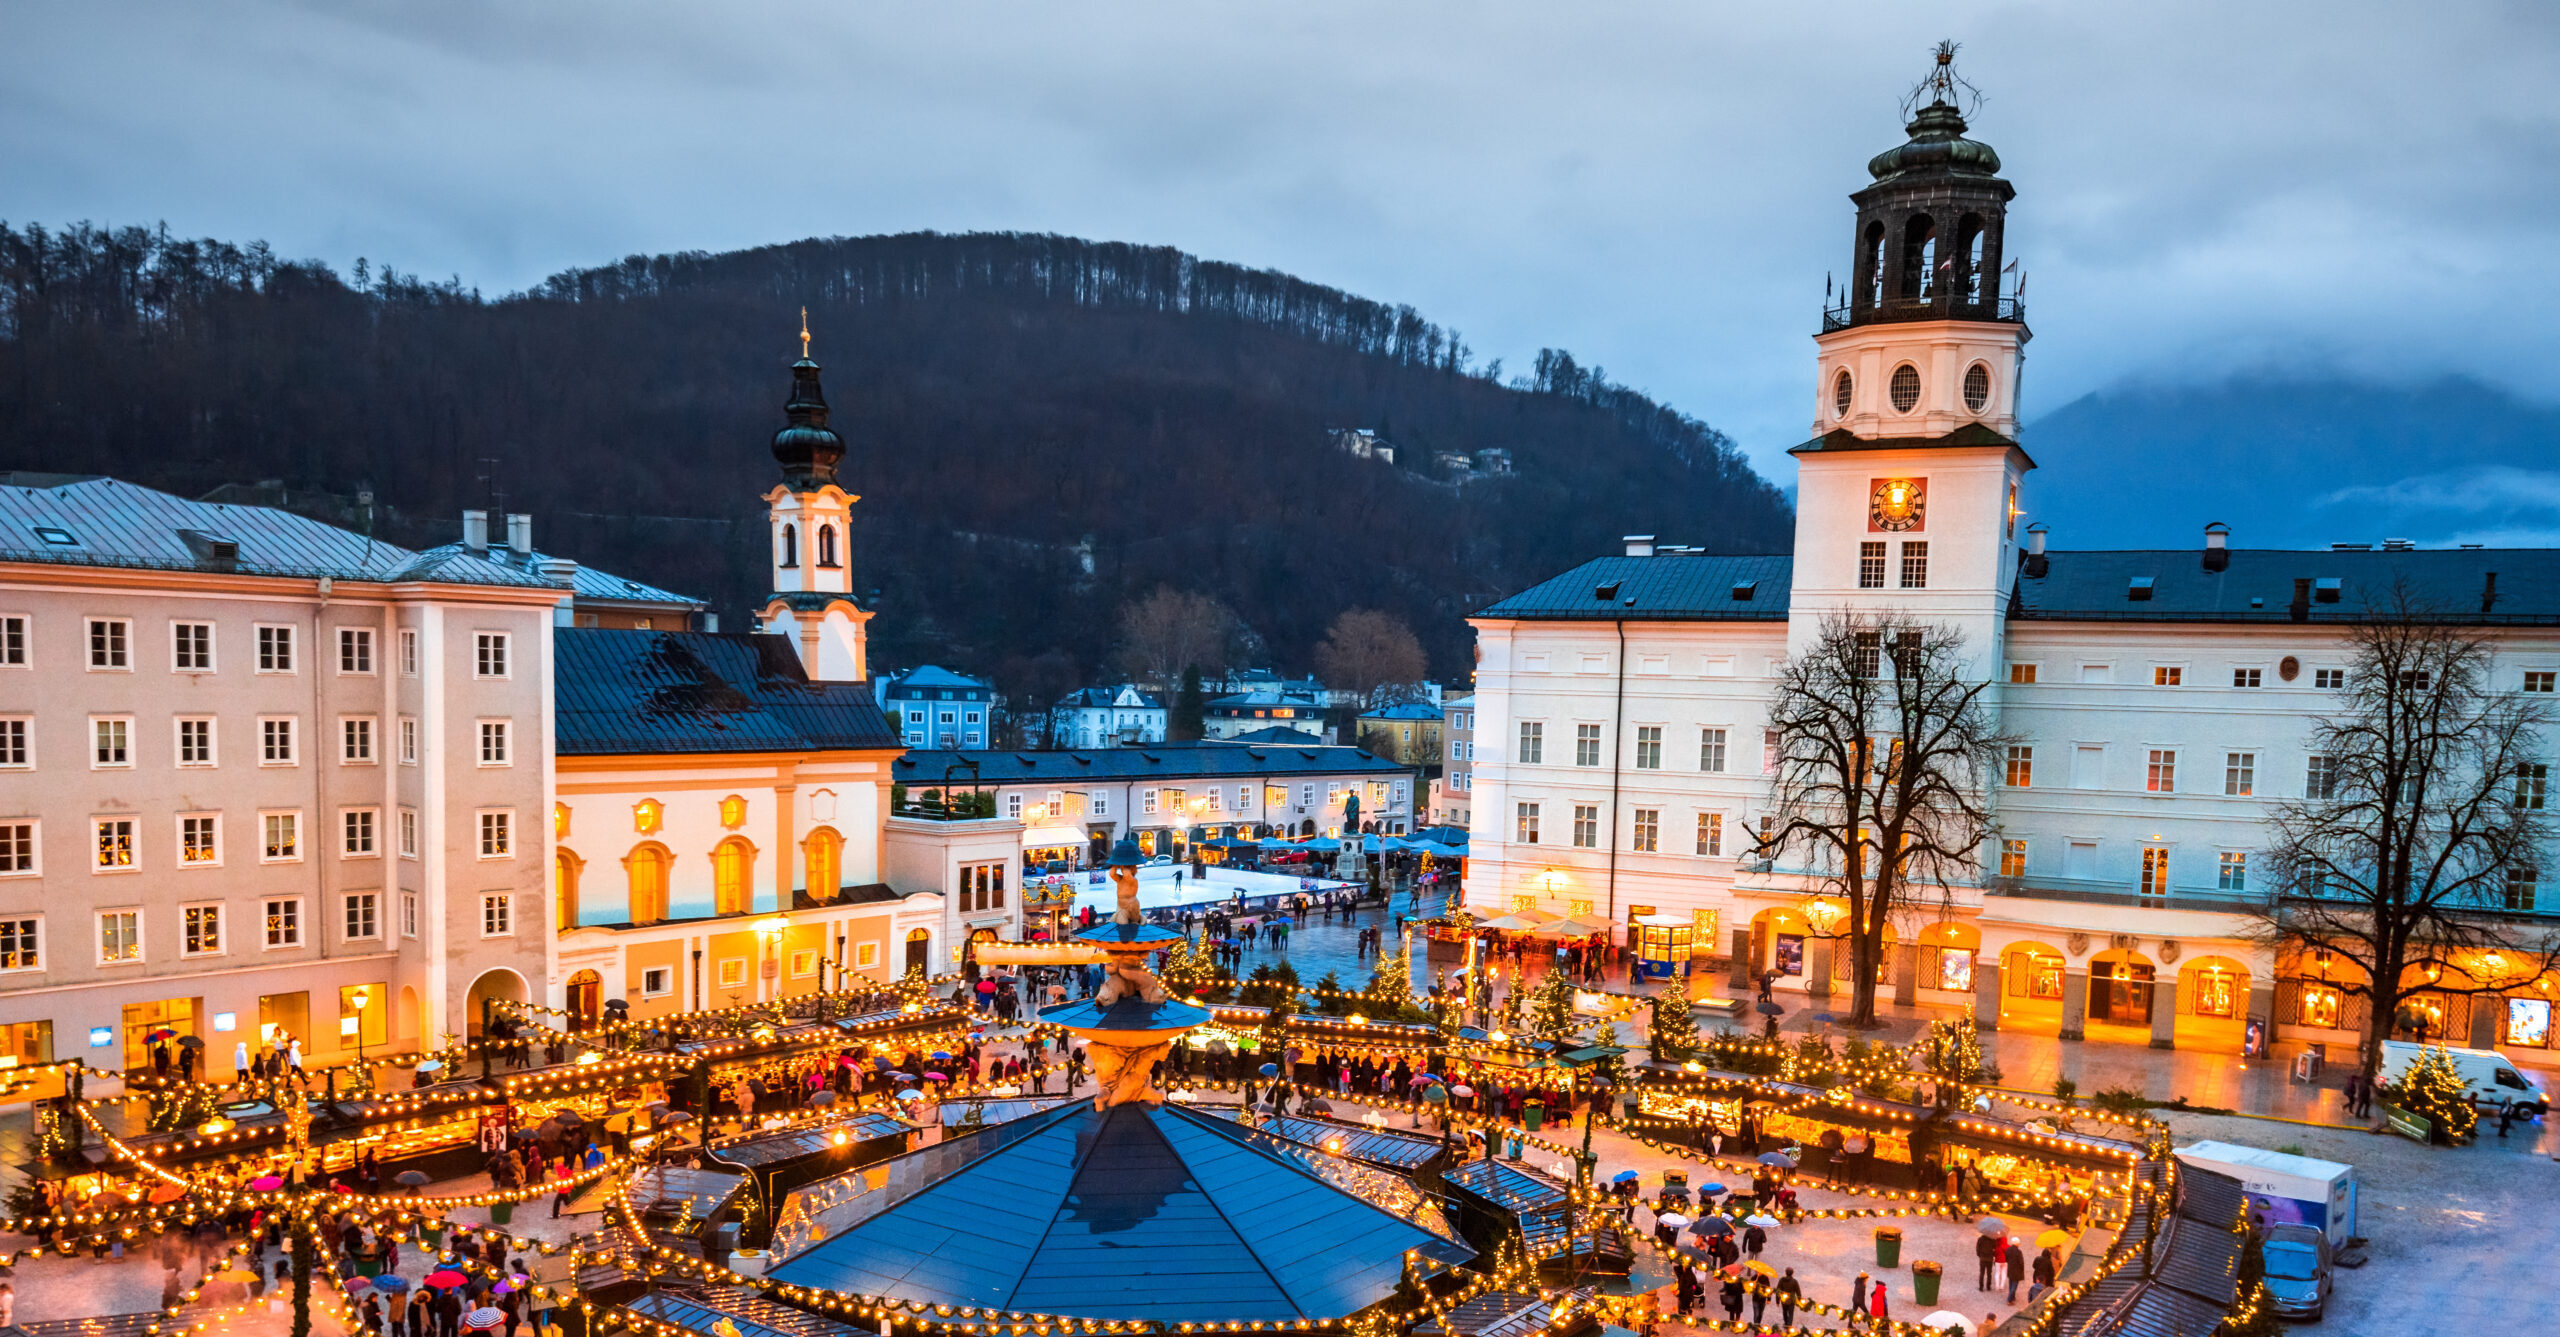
left=1473, top=554, right=1795, bottom=622
left=555, top=629, right=898, bottom=755
left=0, top=476, right=555, bottom=588
left=406, top=541, right=701, bottom=607
left=894, top=745, right=1408, bottom=783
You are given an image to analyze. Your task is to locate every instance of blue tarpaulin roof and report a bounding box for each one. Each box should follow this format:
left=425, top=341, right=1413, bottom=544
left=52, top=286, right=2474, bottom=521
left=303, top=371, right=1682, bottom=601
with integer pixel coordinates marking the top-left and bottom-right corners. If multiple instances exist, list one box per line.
left=766, top=1100, right=1470, bottom=1320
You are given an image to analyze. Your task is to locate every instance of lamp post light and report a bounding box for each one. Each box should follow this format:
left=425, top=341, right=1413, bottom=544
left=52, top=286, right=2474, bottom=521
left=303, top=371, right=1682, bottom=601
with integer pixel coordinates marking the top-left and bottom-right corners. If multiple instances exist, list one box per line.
left=344, top=988, right=370, bottom=1069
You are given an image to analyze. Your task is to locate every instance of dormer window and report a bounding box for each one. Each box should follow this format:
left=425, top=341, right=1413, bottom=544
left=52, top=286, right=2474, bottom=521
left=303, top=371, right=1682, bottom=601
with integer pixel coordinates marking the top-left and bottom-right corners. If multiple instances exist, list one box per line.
left=2314, top=577, right=2342, bottom=604
left=778, top=523, right=799, bottom=569
left=2127, top=576, right=2155, bottom=602
left=32, top=526, right=78, bottom=547
left=817, top=524, right=839, bottom=568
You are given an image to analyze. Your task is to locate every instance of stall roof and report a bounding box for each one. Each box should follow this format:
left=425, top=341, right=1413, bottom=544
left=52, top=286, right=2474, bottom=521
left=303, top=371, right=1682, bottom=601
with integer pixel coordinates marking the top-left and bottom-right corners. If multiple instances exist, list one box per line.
left=1411, top=1291, right=1594, bottom=1337
left=1442, top=1158, right=1571, bottom=1214
left=1247, top=1115, right=1446, bottom=1171
left=708, top=1113, right=912, bottom=1170
left=625, top=1290, right=865, bottom=1337
left=626, top=1165, right=750, bottom=1220
left=766, top=1100, right=1470, bottom=1320
left=941, top=1097, right=1073, bottom=1129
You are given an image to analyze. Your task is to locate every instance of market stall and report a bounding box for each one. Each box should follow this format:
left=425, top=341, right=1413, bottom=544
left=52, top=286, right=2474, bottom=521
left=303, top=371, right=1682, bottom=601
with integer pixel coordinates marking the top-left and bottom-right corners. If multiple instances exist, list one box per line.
left=706, top=1111, right=916, bottom=1245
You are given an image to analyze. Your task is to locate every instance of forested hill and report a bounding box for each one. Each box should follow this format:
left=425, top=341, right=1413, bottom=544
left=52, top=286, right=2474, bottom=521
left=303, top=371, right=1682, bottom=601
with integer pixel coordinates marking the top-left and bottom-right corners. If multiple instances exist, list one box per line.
left=0, top=223, right=1791, bottom=693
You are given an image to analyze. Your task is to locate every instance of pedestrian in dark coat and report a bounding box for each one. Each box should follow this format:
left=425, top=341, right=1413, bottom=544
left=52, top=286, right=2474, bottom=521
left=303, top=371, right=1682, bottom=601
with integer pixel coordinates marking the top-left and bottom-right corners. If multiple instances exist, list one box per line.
left=1720, top=1276, right=1745, bottom=1321
left=1977, top=1230, right=2001, bottom=1290
left=2005, top=1239, right=2028, bottom=1303
left=1775, top=1268, right=1801, bottom=1328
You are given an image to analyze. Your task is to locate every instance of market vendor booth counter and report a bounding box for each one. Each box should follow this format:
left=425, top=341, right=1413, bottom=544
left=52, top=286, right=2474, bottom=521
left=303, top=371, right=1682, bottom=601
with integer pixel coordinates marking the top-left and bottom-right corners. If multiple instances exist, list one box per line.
left=1441, top=1157, right=1577, bottom=1263
left=706, top=1111, right=916, bottom=1244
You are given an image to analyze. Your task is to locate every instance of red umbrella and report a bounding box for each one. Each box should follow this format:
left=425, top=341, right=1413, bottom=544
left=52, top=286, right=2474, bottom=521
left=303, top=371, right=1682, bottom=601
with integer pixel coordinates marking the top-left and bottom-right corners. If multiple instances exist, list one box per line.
left=424, top=1270, right=468, bottom=1289
left=249, top=1175, right=285, bottom=1190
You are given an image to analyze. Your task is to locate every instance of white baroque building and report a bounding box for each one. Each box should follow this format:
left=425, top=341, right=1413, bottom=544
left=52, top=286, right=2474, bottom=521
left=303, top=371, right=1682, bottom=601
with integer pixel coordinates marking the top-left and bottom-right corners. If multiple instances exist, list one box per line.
left=1464, top=81, right=2560, bottom=1066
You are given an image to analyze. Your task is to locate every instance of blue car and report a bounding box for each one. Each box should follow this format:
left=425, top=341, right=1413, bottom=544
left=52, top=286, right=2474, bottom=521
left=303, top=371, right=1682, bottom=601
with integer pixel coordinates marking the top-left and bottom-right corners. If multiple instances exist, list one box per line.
left=2260, top=1223, right=2331, bottom=1321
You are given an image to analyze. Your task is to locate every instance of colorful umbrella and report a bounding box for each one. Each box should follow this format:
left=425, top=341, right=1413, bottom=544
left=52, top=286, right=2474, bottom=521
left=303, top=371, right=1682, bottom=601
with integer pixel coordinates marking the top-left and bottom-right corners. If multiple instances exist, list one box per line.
left=1757, top=1151, right=1796, bottom=1167
left=463, top=1307, right=507, bottom=1330
left=147, top=1027, right=178, bottom=1042
left=1655, top=1212, right=1690, bottom=1229
left=341, top=1276, right=373, bottom=1293
left=922, top=1071, right=948, bottom=1083
left=372, top=1276, right=412, bottom=1294
left=415, top=1059, right=444, bottom=1073
left=424, top=1270, right=468, bottom=1289
left=1745, top=1260, right=1778, bottom=1277
left=249, top=1175, right=285, bottom=1190
left=2037, top=1229, right=2074, bottom=1249
left=1613, top=1171, right=1641, bottom=1184
left=1451, top=1084, right=1476, bottom=1098
left=893, top=1089, right=924, bottom=1103
left=148, top=1183, right=189, bottom=1203
left=929, top=1051, right=952, bottom=1063
left=1258, top=1063, right=1280, bottom=1077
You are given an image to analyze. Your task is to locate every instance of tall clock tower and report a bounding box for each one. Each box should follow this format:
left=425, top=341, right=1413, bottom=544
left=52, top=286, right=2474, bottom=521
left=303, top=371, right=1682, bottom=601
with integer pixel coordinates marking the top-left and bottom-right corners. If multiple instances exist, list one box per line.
left=1786, top=45, right=2033, bottom=673
left=758, top=314, right=874, bottom=682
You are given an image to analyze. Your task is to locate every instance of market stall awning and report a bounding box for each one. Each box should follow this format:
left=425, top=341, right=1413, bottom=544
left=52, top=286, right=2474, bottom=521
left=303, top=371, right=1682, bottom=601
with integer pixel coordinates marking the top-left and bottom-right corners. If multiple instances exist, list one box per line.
left=1530, top=914, right=1619, bottom=939
left=1473, top=912, right=1552, bottom=932
left=1019, top=824, right=1089, bottom=849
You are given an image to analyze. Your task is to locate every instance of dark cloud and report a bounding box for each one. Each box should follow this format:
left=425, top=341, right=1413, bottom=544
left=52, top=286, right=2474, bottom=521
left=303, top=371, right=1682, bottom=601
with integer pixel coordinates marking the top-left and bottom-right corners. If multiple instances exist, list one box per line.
left=3, top=1, right=2554, bottom=472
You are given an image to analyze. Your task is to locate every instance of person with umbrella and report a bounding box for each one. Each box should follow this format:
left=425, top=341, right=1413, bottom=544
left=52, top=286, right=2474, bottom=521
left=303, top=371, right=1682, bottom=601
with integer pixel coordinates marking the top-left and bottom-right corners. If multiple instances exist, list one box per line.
left=1975, top=1220, right=2002, bottom=1292
left=1719, top=1268, right=1746, bottom=1322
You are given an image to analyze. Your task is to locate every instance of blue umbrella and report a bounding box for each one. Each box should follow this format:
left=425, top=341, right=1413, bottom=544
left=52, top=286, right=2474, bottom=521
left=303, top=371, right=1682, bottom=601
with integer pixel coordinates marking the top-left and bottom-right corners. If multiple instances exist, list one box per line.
left=891, top=1072, right=918, bottom=1084
left=372, top=1275, right=412, bottom=1294
left=1613, top=1170, right=1641, bottom=1184
left=930, top=1051, right=952, bottom=1062
left=1259, top=1062, right=1279, bottom=1077
left=1698, top=1183, right=1727, bottom=1196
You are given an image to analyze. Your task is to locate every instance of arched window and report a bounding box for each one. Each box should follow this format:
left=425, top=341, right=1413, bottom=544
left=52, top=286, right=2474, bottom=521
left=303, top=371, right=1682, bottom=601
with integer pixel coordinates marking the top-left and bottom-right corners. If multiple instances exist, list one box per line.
left=1900, top=215, right=1937, bottom=301
left=1963, top=363, right=1993, bottom=414
left=779, top=524, right=799, bottom=569
left=1832, top=369, right=1854, bottom=418
left=712, top=837, right=755, bottom=916
left=803, top=827, right=843, bottom=904
left=556, top=849, right=583, bottom=931
left=1957, top=214, right=1988, bottom=302
left=1859, top=222, right=1886, bottom=308
left=817, top=524, right=839, bottom=568
left=625, top=844, right=670, bottom=925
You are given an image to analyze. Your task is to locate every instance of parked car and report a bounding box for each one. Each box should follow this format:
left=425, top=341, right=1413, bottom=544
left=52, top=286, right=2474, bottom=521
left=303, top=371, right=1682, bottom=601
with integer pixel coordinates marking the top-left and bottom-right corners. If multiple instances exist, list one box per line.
left=2259, top=1222, right=2331, bottom=1320
left=2374, top=1041, right=2549, bottom=1118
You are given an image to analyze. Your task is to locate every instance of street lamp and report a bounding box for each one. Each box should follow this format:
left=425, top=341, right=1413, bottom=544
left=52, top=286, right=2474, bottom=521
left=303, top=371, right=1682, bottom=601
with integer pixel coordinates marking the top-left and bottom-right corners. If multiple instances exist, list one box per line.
left=343, top=988, right=370, bottom=1067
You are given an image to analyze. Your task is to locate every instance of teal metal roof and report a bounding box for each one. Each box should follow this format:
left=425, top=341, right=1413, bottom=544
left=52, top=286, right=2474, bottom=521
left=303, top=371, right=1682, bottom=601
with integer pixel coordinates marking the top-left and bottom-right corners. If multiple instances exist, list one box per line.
left=1473, top=554, right=1794, bottom=622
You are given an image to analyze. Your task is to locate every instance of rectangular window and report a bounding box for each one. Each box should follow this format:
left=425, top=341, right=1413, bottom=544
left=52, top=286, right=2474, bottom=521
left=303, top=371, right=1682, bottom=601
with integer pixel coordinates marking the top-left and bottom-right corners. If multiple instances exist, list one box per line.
left=2225, top=752, right=2256, bottom=796
left=0, top=821, right=35, bottom=875
left=2153, top=666, right=2183, bottom=686
left=1700, top=727, right=1727, bottom=773
left=93, top=817, right=135, bottom=870
left=88, top=617, right=130, bottom=669
left=640, top=966, right=672, bottom=996
left=399, top=717, right=418, bottom=765
left=1517, top=722, right=1544, bottom=764
left=2005, top=745, right=2033, bottom=788
left=1006, top=792, right=1024, bottom=819
left=1857, top=541, right=1886, bottom=589
left=1571, top=804, right=1598, bottom=848
left=0, top=917, right=39, bottom=971
left=180, top=814, right=220, bottom=865
left=1999, top=838, right=2028, bottom=878
left=344, top=892, right=379, bottom=941
left=2508, top=865, right=2539, bottom=913
left=342, top=808, right=377, bottom=856
left=262, top=811, right=300, bottom=862
left=399, top=629, right=419, bottom=676
left=1899, top=540, right=1928, bottom=589
left=1696, top=812, right=1723, bottom=856
left=264, top=897, right=302, bottom=948
left=2008, top=663, right=2038, bottom=684
left=1515, top=802, right=1540, bottom=844
left=2315, top=668, right=2346, bottom=690
left=790, top=949, right=818, bottom=979
left=2218, top=851, right=2248, bottom=892
left=478, top=810, right=512, bottom=858
left=172, top=621, right=214, bottom=671
left=98, top=910, right=140, bottom=964
left=255, top=624, right=294, bottom=673
left=182, top=903, right=222, bottom=956
left=1574, top=723, right=1602, bottom=767
left=1633, top=726, right=1661, bottom=769
left=342, top=716, right=375, bottom=764
left=478, top=719, right=511, bottom=766
left=398, top=808, right=419, bottom=859
left=2146, top=749, right=2177, bottom=793
left=0, top=614, right=25, bottom=667
left=2526, top=671, right=2557, bottom=693
left=2306, top=754, right=2339, bottom=800
left=92, top=716, right=130, bottom=767
left=1631, top=808, right=1658, bottom=853
left=1763, top=728, right=1780, bottom=775
left=474, top=632, right=510, bottom=678
left=2518, top=763, right=2549, bottom=811
left=260, top=717, right=297, bottom=765
left=2232, top=668, right=2263, bottom=688
left=2071, top=744, right=2106, bottom=789
left=2140, top=846, right=2171, bottom=900
left=481, top=894, right=513, bottom=936
left=1141, top=788, right=1158, bottom=815
left=337, top=627, right=373, bottom=674
left=1093, top=793, right=1109, bottom=817
left=176, top=717, right=214, bottom=766
left=1853, top=631, right=1882, bottom=678
left=2079, top=663, right=2112, bottom=684
left=400, top=891, right=418, bottom=937
left=717, top=958, right=746, bottom=987
left=0, top=717, right=25, bottom=768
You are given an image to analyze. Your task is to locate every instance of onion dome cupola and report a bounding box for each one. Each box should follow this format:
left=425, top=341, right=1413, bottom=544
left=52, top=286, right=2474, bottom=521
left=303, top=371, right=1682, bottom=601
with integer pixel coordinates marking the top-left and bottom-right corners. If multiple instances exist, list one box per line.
left=770, top=308, right=847, bottom=489
left=1830, top=41, right=2021, bottom=331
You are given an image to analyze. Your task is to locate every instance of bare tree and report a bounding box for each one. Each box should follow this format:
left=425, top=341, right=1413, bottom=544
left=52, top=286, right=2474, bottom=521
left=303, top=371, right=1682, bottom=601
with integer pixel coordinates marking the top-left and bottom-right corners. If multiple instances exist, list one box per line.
left=1764, top=613, right=2008, bottom=1029
left=1116, top=587, right=1235, bottom=684
left=2252, top=584, right=2558, bottom=1109
left=1314, top=608, right=1429, bottom=709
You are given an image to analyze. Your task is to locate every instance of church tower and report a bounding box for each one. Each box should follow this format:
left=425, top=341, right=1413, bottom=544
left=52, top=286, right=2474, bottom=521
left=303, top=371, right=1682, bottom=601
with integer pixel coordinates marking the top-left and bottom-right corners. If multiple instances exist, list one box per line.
left=759, top=313, right=873, bottom=681
left=1787, top=44, right=2033, bottom=671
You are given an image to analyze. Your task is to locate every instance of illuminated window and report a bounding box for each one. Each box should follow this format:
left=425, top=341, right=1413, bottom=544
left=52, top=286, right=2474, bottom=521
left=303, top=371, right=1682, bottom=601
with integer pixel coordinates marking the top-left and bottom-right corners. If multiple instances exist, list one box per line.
left=555, top=851, right=580, bottom=930
left=1696, top=812, right=1723, bottom=857
left=2192, top=968, right=2237, bottom=1019
left=720, top=795, right=749, bottom=828
left=1515, top=803, right=1540, bottom=844
left=1999, top=839, right=2027, bottom=878
left=2299, top=985, right=2342, bottom=1029
left=481, top=894, right=512, bottom=937
left=804, top=827, right=843, bottom=902
left=98, top=910, right=140, bottom=964
left=478, top=810, right=512, bottom=858
left=2005, top=745, right=2033, bottom=788
left=2218, top=851, right=2248, bottom=891
left=2153, top=666, right=2182, bottom=686
left=633, top=799, right=664, bottom=834
left=1571, top=805, right=1597, bottom=848
left=2007, top=952, right=2063, bottom=999
left=626, top=845, right=669, bottom=924
left=2225, top=752, right=2256, bottom=796
left=712, top=837, right=755, bottom=915
left=1631, top=808, right=1658, bottom=853
left=2141, top=846, right=2171, bottom=900
left=264, top=897, right=301, bottom=948
left=2146, top=749, right=2177, bottom=793
left=717, top=958, right=747, bottom=988
left=180, top=814, right=219, bottom=865
left=2008, top=662, right=2037, bottom=684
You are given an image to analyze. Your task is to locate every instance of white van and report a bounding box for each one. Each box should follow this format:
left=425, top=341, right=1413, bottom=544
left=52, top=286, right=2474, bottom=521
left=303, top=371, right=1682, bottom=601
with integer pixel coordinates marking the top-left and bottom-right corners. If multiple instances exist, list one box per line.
left=2375, top=1041, right=2548, bottom=1116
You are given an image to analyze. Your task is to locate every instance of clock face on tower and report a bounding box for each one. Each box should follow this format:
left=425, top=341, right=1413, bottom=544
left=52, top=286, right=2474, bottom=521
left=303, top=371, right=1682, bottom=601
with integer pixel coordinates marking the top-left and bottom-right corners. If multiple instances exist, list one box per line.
left=1869, top=477, right=1927, bottom=532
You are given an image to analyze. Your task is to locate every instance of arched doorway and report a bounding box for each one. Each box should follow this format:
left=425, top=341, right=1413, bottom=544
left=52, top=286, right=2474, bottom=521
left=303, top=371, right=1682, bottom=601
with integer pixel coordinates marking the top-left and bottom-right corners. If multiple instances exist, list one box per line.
left=2087, top=948, right=2157, bottom=1026
left=565, top=970, right=604, bottom=1031
left=1914, top=921, right=1981, bottom=994
left=1999, top=940, right=2068, bottom=1027
left=904, top=928, right=931, bottom=976
left=463, top=968, right=529, bottom=1039
left=2176, top=956, right=2250, bottom=1049
left=396, top=986, right=420, bottom=1050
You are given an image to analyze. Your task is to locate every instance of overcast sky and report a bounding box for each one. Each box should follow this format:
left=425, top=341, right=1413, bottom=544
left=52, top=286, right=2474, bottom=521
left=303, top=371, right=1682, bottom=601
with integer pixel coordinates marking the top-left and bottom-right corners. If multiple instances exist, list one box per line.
left=5, top=1, right=2556, bottom=475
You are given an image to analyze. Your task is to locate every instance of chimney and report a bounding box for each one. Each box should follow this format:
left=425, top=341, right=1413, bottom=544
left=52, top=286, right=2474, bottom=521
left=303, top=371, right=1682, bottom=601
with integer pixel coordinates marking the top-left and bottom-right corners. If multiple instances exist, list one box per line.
left=539, top=557, right=579, bottom=588
left=700, top=612, right=720, bottom=633
left=1623, top=535, right=1657, bottom=558
left=2483, top=571, right=2499, bottom=613
left=2023, top=524, right=2049, bottom=578
left=461, top=509, right=489, bottom=552
left=2291, top=577, right=2312, bottom=622
left=2202, top=521, right=2230, bottom=572
left=505, top=513, right=532, bottom=554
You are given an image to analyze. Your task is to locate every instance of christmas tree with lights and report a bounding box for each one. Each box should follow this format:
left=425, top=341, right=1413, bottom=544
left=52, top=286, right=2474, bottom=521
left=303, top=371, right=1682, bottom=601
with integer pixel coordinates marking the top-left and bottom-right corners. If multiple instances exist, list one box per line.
left=895, top=963, right=935, bottom=1011
left=1648, top=980, right=1700, bottom=1061
left=2386, top=1043, right=2477, bottom=1142
left=1528, top=965, right=1580, bottom=1041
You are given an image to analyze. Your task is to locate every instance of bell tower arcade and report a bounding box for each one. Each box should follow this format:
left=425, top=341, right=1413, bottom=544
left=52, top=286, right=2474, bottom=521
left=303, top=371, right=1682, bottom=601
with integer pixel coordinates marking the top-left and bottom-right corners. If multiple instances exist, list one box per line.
left=759, top=312, right=873, bottom=682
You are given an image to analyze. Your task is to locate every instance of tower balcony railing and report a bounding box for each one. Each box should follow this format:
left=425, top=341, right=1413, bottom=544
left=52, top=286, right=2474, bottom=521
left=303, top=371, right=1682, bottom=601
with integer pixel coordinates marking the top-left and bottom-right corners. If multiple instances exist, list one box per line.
left=1821, top=294, right=2025, bottom=333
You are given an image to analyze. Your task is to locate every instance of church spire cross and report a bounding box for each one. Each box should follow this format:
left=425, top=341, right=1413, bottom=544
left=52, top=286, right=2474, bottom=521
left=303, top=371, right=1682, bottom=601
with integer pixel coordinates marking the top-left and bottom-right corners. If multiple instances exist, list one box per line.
left=1903, top=39, right=1984, bottom=120
left=800, top=306, right=811, bottom=360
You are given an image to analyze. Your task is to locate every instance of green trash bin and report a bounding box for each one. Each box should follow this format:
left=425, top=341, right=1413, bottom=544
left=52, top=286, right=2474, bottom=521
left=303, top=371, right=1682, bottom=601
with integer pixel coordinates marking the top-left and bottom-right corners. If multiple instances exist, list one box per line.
left=490, top=1200, right=515, bottom=1226
left=421, top=1223, right=445, bottom=1249
left=1912, top=1260, right=1942, bottom=1306
left=1874, top=1226, right=1902, bottom=1269
left=1523, top=1103, right=1545, bottom=1133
